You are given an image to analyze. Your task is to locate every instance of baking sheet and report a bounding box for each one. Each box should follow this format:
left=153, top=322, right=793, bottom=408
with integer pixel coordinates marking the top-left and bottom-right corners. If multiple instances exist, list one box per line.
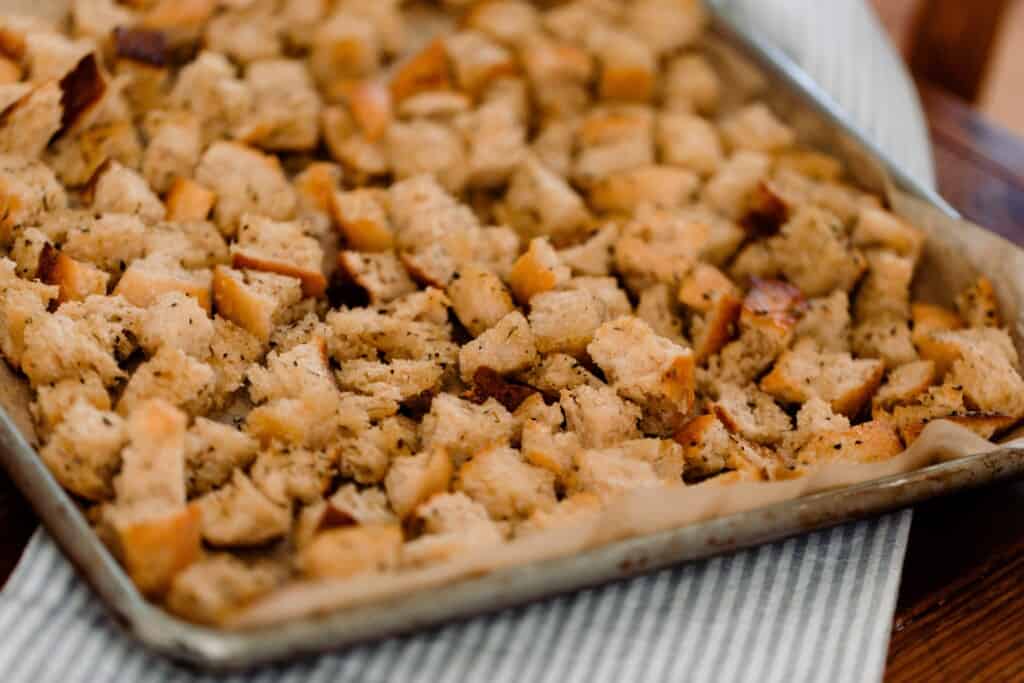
left=0, top=2, right=1023, bottom=670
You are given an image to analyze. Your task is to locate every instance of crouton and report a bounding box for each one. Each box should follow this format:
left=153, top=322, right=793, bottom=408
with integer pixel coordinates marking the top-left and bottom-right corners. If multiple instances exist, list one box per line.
left=326, top=484, right=396, bottom=527
left=62, top=213, right=148, bottom=275
left=929, top=329, right=1024, bottom=417
left=141, top=112, right=201, bottom=195
left=197, top=469, right=291, bottom=547
left=851, top=207, right=925, bottom=260
left=955, top=276, right=1001, bottom=329
left=445, top=30, right=517, bottom=95
left=114, top=254, right=212, bottom=312
left=529, top=289, right=607, bottom=357
left=679, top=264, right=740, bottom=313
left=796, top=421, right=903, bottom=466
left=657, top=112, right=723, bottom=177
left=572, top=445, right=666, bottom=501
left=518, top=353, right=601, bottom=399
left=712, top=383, right=792, bottom=445
left=851, top=319, right=918, bottom=370
left=194, top=142, right=296, bottom=236
left=760, top=343, right=885, bottom=417
left=466, top=1, right=539, bottom=46
left=0, top=155, right=67, bottom=244
left=137, top=291, right=214, bottom=357
left=45, top=118, right=143, bottom=187
left=387, top=119, right=467, bottom=193
left=461, top=99, right=527, bottom=189
left=564, top=277, right=633, bottom=321
left=872, top=360, right=937, bottom=413
left=336, top=359, right=443, bottom=403
left=590, top=165, right=699, bottom=213
left=332, top=188, right=394, bottom=252
left=720, top=103, right=796, bottom=153
left=37, top=244, right=109, bottom=303
left=212, top=266, right=304, bottom=342
left=207, top=315, right=266, bottom=401
left=322, top=105, right=390, bottom=179
left=455, top=446, right=556, bottom=521
left=702, top=151, right=771, bottom=219
left=114, top=399, right=187, bottom=507
left=401, top=491, right=505, bottom=566
left=247, top=340, right=333, bottom=404
left=250, top=445, right=335, bottom=505
left=326, top=305, right=456, bottom=365
left=561, top=384, right=642, bottom=448
left=167, top=554, right=282, bottom=626
left=521, top=416, right=582, bottom=486
left=501, top=158, right=591, bottom=245
left=559, top=224, right=619, bottom=277
left=637, top=284, right=688, bottom=345
left=337, top=251, right=416, bottom=304
left=184, top=417, right=258, bottom=497
left=420, top=394, right=516, bottom=467
left=663, top=53, right=719, bottom=113
left=773, top=207, right=867, bottom=297
left=10, top=227, right=50, bottom=279
left=459, top=311, right=538, bottom=382
left=237, top=59, right=321, bottom=151
left=168, top=51, right=251, bottom=145
left=587, top=26, right=656, bottom=102
left=521, top=38, right=592, bottom=116
left=781, top=397, right=851, bottom=454
left=627, top=0, right=705, bottom=54
left=40, top=400, right=125, bottom=501
left=384, top=447, right=453, bottom=519
left=20, top=306, right=125, bottom=387
left=794, top=291, right=851, bottom=352
left=165, top=178, right=216, bottom=223
left=508, top=237, right=571, bottom=304
left=333, top=414, right=416, bottom=484
left=0, top=81, right=63, bottom=159
left=447, top=264, right=514, bottom=337
left=89, top=161, right=165, bottom=222
left=911, top=301, right=962, bottom=348
left=230, top=214, right=326, bottom=298
left=30, top=371, right=110, bottom=436
left=301, top=523, right=403, bottom=579
left=118, top=346, right=215, bottom=416
left=203, top=2, right=282, bottom=65
left=105, top=503, right=202, bottom=597
left=690, top=293, right=743, bottom=363
left=855, top=250, right=914, bottom=322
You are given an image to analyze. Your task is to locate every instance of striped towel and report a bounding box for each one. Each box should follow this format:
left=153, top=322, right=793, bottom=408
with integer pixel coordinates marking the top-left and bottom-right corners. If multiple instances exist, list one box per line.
left=0, top=2, right=928, bottom=681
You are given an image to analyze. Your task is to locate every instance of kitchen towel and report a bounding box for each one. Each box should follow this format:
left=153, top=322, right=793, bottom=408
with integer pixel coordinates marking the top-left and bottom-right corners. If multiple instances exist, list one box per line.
left=0, top=1, right=924, bottom=681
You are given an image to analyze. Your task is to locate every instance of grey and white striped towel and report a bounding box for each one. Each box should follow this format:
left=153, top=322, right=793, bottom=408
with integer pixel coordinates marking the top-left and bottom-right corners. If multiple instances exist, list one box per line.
left=0, top=2, right=928, bottom=681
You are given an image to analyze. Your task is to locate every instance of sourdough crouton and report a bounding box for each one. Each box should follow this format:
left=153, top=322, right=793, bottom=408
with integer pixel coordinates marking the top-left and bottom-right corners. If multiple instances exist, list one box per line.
left=872, top=360, right=937, bottom=413
left=854, top=250, right=914, bottom=321
left=794, top=291, right=851, bottom=352
left=760, top=342, right=885, bottom=417
left=114, top=254, right=212, bottom=312
left=44, top=117, right=143, bottom=187
left=185, top=417, right=258, bottom=497
left=385, top=447, right=453, bottom=519
left=326, top=306, right=456, bottom=365
left=590, top=165, right=699, bottom=213
left=559, top=224, right=619, bottom=277
left=114, top=399, right=187, bottom=507
left=212, top=266, right=304, bottom=342
left=420, top=394, right=516, bottom=467
left=165, top=178, right=216, bottom=222
left=459, top=311, right=538, bottom=382
left=118, top=346, right=215, bottom=416
left=931, top=329, right=1024, bottom=417
left=519, top=353, right=602, bottom=398
left=637, top=284, right=688, bottom=345
left=955, top=276, right=1001, bottom=328
left=30, top=372, right=110, bottom=436
left=521, top=414, right=582, bottom=486
left=250, top=445, right=335, bottom=505
left=247, top=340, right=333, bottom=404
left=331, top=189, right=394, bottom=252
left=387, top=119, right=467, bottom=193
left=197, top=470, right=291, bottom=547
left=561, top=384, right=642, bottom=448
left=231, top=214, right=326, bottom=297
left=911, top=302, right=963, bottom=360
left=501, top=157, right=590, bottom=244
left=322, top=105, right=390, bottom=179
left=37, top=244, right=110, bottom=303
left=657, top=112, right=723, bottom=176
left=529, top=289, right=607, bottom=357
left=337, top=251, right=416, bottom=304
left=301, top=524, right=402, bottom=579
left=401, top=492, right=504, bottom=566
left=795, top=421, right=903, bottom=466
left=782, top=397, right=851, bottom=454
left=105, top=503, right=202, bottom=597
left=0, top=81, right=63, bottom=158
left=327, top=484, right=396, bottom=526
left=456, top=446, right=556, bottom=521
left=772, top=207, right=867, bottom=297
left=0, top=155, right=67, bottom=243
left=572, top=445, right=665, bottom=501
left=447, top=264, right=514, bottom=337
left=145, top=221, right=229, bottom=271
left=712, top=383, right=792, bottom=445
left=679, top=264, right=739, bottom=313
left=237, top=59, right=321, bottom=151
left=702, top=151, right=771, bottom=219
left=720, top=103, right=796, bottom=154
left=508, top=237, right=571, bottom=304
left=89, top=161, right=164, bottom=222
left=851, top=319, right=918, bottom=370
left=689, top=293, right=743, bottom=363
left=60, top=213, right=148, bottom=275
left=20, top=305, right=125, bottom=387
left=336, top=359, right=443, bottom=403
left=663, top=53, right=720, bottom=114
left=207, top=315, right=266, bottom=402
left=40, top=400, right=125, bottom=501
left=169, top=51, right=252, bottom=145
left=194, top=142, right=296, bottom=236
left=460, top=99, right=527, bottom=188
left=334, top=414, right=417, bottom=484
left=167, top=554, right=282, bottom=626
left=141, top=111, right=201, bottom=194
left=137, top=291, right=214, bottom=357
left=588, top=26, right=656, bottom=102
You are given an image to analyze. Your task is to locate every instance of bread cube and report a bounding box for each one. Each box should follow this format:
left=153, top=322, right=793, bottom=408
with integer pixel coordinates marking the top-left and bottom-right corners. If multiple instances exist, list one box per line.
left=118, top=346, right=215, bottom=416
left=137, top=291, right=214, bottom=358
left=720, top=103, right=796, bottom=154
left=560, top=384, right=642, bottom=448
left=445, top=30, right=517, bottom=95
left=385, top=447, right=453, bottom=519
left=167, top=554, right=282, bottom=626
left=301, top=523, right=402, bottom=579
left=872, top=360, right=937, bottom=413
left=37, top=244, right=110, bottom=303
left=247, top=339, right=333, bottom=404
left=0, top=155, right=67, bottom=244
left=114, top=399, right=188, bottom=507
left=712, top=383, right=792, bottom=445
left=184, top=417, right=258, bottom=497
left=773, top=207, right=867, bottom=297
left=169, top=51, right=252, bottom=145
left=334, top=414, right=416, bottom=484
left=456, top=446, right=556, bottom=521
left=106, top=503, right=202, bottom=597
left=459, top=311, right=538, bottom=382
left=588, top=26, right=656, bottom=102
left=197, top=470, right=291, bottom=547
left=89, top=160, right=165, bottom=222
left=760, top=342, right=885, bottom=417
left=421, top=394, right=517, bottom=467
left=508, top=237, right=571, bottom=304
left=332, top=188, right=394, bottom=252
left=657, top=112, right=723, bottom=176
left=529, top=289, right=607, bottom=357
left=795, top=421, right=903, bottom=466
left=250, top=444, right=335, bottom=505
left=40, top=400, right=125, bottom=501
left=141, top=111, right=201, bottom=194
left=501, top=158, right=590, bottom=244
left=702, top=151, right=772, bottom=220
left=114, top=254, right=212, bottom=312
left=212, top=266, right=304, bottom=342
left=326, top=484, right=397, bottom=527
left=794, top=291, right=851, bottom=353
left=165, top=178, right=216, bottom=222
left=955, top=276, right=1001, bottom=329
left=195, top=142, right=296, bottom=236
left=237, top=59, right=321, bottom=151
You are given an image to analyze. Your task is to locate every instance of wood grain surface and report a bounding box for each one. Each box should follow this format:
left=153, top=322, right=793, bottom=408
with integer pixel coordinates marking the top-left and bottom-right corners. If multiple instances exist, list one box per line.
left=0, top=82, right=1022, bottom=681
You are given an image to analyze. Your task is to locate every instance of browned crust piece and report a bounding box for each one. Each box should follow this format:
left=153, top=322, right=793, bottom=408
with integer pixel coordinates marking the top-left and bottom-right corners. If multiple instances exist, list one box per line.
left=796, top=421, right=903, bottom=465
left=57, top=53, right=107, bottom=139
left=113, top=26, right=169, bottom=68
left=37, top=242, right=109, bottom=303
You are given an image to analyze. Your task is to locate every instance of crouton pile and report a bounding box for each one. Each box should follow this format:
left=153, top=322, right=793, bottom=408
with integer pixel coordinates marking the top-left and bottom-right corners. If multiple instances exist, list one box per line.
left=0, top=0, right=1019, bottom=625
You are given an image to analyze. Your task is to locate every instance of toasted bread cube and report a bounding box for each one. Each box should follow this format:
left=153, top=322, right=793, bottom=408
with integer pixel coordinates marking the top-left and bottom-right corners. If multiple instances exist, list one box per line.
left=627, top=0, right=705, bottom=54
left=780, top=396, right=851, bottom=453
left=573, top=108, right=654, bottom=187
left=250, top=444, right=335, bottom=504
left=459, top=311, right=539, bottom=382
left=955, top=276, right=1001, bottom=329
left=20, top=306, right=126, bottom=388
left=168, top=51, right=252, bottom=145
left=45, top=118, right=143, bottom=187
left=796, top=421, right=903, bottom=466
left=519, top=353, right=602, bottom=398
left=521, top=417, right=582, bottom=487
left=911, top=302, right=963, bottom=360
left=932, top=329, right=1024, bottom=417
left=387, top=119, right=467, bottom=193
left=421, top=394, right=516, bottom=467
left=761, top=343, right=885, bottom=417
left=445, top=30, right=517, bottom=95
left=311, top=9, right=379, bottom=87
left=301, top=523, right=402, bottom=579
left=326, top=305, right=456, bottom=364
left=466, top=0, right=539, bottom=45
left=62, top=213, right=148, bottom=275
left=108, top=503, right=202, bottom=597
left=326, top=484, right=397, bottom=527
left=774, top=207, right=867, bottom=297
left=590, top=165, right=699, bottom=213
left=460, top=99, right=527, bottom=189
left=118, top=346, right=215, bottom=416
left=385, top=447, right=453, bottom=519
left=720, top=103, right=795, bottom=153
left=337, top=251, right=416, bottom=304
left=702, top=151, right=772, bottom=219
left=207, top=314, right=266, bottom=402
left=560, top=384, right=642, bottom=448
left=40, top=400, right=125, bottom=501
left=114, top=254, right=212, bottom=312
left=564, top=276, right=633, bottom=319
left=456, top=446, right=556, bottom=521
left=712, top=383, right=792, bottom=445
left=212, top=266, right=303, bottom=342
left=679, top=264, right=739, bottom=313
left=236, top=59, right=321, bottom=151
left=794, top=291, right=851, bottom=353
left=529, top=289, right=607, bottom=357
left=114, top=399, right=187, bottom=507
left=197, top=470, right=291, bottom=547
left=636, top=284, right=688, bottom=345
left=389, top=38, right=451, bottom=104
left=508, top=237, right=571, bottom=304
left=230, top=214, right=326, bottom=298
left=334, top=414, right=416, bottom=484
left=851, top=318, right=918, bottom=370
left=322, top=106, right=390, bottom=179
left=141, top=0, right=217, bottom=34
left=203, top=3, right=282, bottom=65
left=658, top=112, right=723, bottom=176
left=572, top=445, right=666, bottom=501
left=690, top=294, right=743, bottom=363
left=401, top=492, right=504, bottom=566
left=293, top=162, right=342, bottom=221
left=0, top=81, right=63, bottom=158
left=663, top=53, right=719, bottom=113
left=336, top=359, right=444, bottom=403
left=141, top=111, right=201, bottom=195
left=872, top=360, right=937, bottom=413
left=446, top=264, right=514, bottom=337
left=588, top=26, right=655, bottom=102
left=0, top=155, right=67, bottom=244
left=30, top=371, right=110, bottom=437
left=331, top=188, right=394, bottom=252
left=776, top=149, right=844, bottom=182
left=855, top=250, right=914, bottom=322
left=166, top=554, right=282, bottom=626
left=673, top=413, right=732, bottom=480
left=184, top=417, right=258, bottom=497
left=851, top=207, right=925, bottom=260
left=502, top=157, right=590, bottom=244
left=519, top=492, right=601, bottom=536
left=247, top=339, right=333, bottom=404
left=165, top=178, right=216, bottom=222
left=195, top=142, right=296, bottom=236
left=37, top=244, right=109, bottom=303
left=559, top=224, right=619, bottom=277
left=89, top=160, right=165, bottom=222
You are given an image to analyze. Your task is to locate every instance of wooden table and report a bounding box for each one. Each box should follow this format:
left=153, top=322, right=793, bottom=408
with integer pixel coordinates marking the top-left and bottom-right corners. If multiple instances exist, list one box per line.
left=0, top=84, right=1022, bottom=682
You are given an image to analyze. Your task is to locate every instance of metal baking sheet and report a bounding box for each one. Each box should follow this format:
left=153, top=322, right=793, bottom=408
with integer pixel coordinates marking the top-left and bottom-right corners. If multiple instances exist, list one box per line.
left=0, top=3, right=1021, bottom=670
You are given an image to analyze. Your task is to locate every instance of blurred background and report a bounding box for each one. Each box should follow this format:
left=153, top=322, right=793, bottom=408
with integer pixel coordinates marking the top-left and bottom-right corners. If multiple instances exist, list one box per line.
left=871, top=0, right=1024, bottom=136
